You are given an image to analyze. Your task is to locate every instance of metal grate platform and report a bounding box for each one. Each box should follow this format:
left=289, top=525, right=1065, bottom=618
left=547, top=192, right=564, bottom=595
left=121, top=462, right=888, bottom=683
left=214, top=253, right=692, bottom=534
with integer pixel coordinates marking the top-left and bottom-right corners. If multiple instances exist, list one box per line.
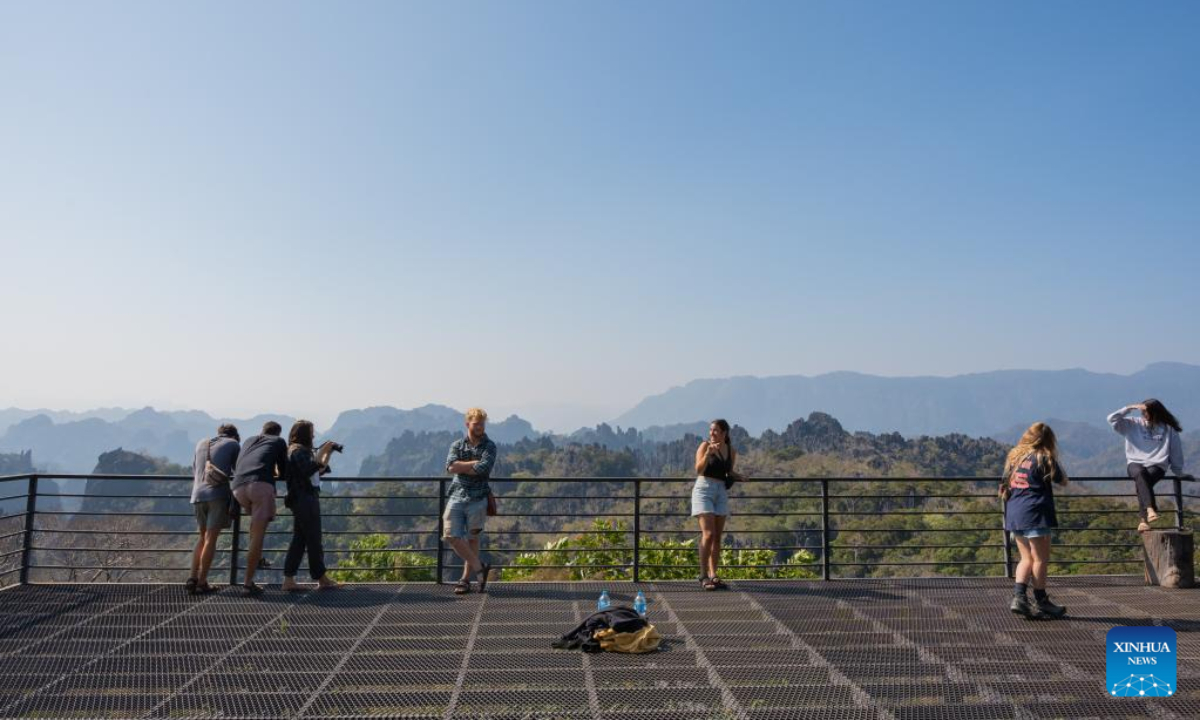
left=0, top=578, right=1196, bottom=719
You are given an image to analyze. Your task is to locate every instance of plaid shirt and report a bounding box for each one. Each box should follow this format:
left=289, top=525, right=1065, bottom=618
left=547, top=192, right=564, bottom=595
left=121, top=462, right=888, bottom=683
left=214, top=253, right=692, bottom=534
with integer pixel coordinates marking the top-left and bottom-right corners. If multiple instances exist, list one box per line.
left=446, top=433, right=498, bottom=501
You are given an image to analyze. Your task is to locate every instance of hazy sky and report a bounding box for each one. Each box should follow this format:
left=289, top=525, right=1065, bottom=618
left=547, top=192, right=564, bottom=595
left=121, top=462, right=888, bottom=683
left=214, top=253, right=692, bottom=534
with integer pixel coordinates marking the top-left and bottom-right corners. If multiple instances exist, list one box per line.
left=1, top=2, right=1197, bottom=431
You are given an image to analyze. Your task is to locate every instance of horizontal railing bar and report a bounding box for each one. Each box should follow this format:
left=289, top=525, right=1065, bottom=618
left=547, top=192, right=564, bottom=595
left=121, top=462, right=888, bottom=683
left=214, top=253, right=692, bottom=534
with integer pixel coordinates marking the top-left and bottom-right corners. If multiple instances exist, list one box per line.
left=0, top=548, right=25, bottom=560
left=30, top=547, right=203, bottom=553
left=640, top=512, right=823, bottom=518
left=831, top=544, right=1005, bottom=550
left=0, top=513, right=28, bottom=522
left=0, top=475, right=33, bottom=483
left=34, top=511, right=196, bottom=517
left=0, top=494, right=29, bottom=503
left=0, top=531, right=26, bottom=541
left=832, top=543, right=1139, bottom=550
left=31, top=529, right=201, bottom=536
left=31, top=474, right=1195, bottom=483
left=28, top=565, right=199, bottom=571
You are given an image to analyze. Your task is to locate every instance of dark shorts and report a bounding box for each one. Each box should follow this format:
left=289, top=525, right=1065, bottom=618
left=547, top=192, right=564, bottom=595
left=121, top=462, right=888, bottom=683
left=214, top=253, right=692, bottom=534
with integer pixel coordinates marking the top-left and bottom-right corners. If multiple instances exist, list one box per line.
left=193, top=499, right=230, bottom=531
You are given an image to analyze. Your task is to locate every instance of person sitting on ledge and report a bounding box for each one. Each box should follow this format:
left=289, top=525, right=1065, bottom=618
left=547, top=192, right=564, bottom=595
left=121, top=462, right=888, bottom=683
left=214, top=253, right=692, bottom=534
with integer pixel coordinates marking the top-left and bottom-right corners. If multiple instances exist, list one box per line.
left=1002, top=422, right=1069, bottom=619
left=1108, top=399, right=1194, bottom=533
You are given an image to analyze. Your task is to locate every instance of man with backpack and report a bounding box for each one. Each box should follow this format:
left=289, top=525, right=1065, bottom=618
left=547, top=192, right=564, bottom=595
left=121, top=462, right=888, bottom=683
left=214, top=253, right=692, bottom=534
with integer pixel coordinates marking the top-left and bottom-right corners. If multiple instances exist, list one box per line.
left=188, top=423, right=241, bottom=594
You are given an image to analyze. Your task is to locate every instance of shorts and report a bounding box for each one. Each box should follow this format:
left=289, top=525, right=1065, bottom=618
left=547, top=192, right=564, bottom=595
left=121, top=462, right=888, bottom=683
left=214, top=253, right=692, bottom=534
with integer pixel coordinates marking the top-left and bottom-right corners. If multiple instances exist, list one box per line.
left=233, top=481, right=276, bottom=524
left=691, top=477, right=730, bottom=517
left=193, top=498, right=230, bottom=531
left=443, top=496, right=487, bottom=540
left=1012, top=528, right=1053, bottom=540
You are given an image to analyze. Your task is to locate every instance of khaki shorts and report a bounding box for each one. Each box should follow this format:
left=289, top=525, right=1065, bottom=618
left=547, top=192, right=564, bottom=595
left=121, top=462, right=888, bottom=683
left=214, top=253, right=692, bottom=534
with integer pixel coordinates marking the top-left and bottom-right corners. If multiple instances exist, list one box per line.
left=233, top=482, right=277, bottom=524
left=193, top=498, right=231, bottom=531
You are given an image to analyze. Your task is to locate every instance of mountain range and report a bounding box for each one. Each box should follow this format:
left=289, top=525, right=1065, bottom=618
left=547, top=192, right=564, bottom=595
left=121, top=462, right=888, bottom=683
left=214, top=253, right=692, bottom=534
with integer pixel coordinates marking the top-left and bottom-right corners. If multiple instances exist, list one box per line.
left=2, top=362, right=1196, bottom=475
left=614, top=362, right=1200, bottom=436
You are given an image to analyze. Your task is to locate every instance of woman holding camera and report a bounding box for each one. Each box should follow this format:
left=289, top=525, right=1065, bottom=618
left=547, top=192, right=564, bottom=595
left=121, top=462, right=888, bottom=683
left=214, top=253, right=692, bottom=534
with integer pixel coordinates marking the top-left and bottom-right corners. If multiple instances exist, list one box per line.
left=692, top=419, right=739, bottom=591
left=281, top=420, right=339, bottom=590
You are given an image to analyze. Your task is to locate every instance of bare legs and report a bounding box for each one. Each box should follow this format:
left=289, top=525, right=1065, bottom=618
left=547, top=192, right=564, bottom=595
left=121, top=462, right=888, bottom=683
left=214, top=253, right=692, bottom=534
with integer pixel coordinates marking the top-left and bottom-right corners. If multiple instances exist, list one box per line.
left=448, top=530, right=484, bottom=582
left=190, top=527, right=221, bottom=586
left=1013, top=535, right=1051, bottom=590
left=697, top=513, right=726, bottom=580
left=242, top=518, right=268, bottom=587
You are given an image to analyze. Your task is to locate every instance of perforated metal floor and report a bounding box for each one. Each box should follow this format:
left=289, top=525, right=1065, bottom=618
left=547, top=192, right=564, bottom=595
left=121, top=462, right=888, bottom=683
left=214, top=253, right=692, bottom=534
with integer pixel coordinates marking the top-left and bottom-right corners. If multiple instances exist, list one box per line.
left=0, top=578, right=1196, bottom=719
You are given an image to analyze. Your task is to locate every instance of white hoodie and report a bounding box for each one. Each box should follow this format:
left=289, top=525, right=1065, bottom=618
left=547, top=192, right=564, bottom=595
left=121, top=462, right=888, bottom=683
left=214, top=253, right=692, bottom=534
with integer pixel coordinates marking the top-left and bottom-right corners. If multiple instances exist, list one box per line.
left=1108, top=407, right=1185, bottom=474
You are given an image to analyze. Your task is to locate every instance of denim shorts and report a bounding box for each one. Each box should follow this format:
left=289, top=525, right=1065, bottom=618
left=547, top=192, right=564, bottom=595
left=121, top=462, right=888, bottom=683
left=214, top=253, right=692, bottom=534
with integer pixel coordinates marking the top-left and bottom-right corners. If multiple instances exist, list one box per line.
left=443, top=496, right=488, bottom=540
left=1012, top=527, right=1053, bottom=539
left=691, top=477, right=730, bottom=517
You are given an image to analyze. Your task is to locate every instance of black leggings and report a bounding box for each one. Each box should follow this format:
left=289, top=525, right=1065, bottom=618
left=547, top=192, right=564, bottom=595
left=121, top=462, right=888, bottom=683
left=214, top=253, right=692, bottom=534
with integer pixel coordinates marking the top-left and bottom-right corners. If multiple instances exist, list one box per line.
left=1127, top=463, right=1166, bottom=519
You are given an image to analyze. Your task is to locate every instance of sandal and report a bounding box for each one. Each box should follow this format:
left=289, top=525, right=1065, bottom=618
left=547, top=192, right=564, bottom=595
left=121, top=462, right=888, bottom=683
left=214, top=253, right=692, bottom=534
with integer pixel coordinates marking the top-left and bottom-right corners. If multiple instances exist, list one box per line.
left=242, top=582, right=264, bottom=597
left=195, top=582, right=216, bottom=594
left=711, top=576, right=729, bottom=590
left=185, top=577, right=198, bottom=595
left=1137, top=521, right=1152, bottom=534
left=702, top=577, right=718, bottom=591
left=477, top=564, right=492, bottom=593
left=453, top=580, right=472, bottom=595
left=1146, top=509, right=1160, bottom=523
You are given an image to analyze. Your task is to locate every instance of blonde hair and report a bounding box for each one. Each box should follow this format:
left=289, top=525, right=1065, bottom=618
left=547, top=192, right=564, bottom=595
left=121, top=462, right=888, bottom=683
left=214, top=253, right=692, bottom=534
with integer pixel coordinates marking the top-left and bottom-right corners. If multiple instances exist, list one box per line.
left=465, top=407, right=488, bottom=423
left=1004, top=422, right=1066, bottom=484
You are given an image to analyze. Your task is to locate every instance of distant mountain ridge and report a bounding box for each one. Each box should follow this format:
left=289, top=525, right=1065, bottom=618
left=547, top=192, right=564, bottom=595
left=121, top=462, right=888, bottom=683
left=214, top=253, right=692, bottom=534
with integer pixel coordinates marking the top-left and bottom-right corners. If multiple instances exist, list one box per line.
left=612, top=363, right=1200, bottom=437
left=324, top=405, right=537, bottom=475
left=0, top=404, right=540, bottom=475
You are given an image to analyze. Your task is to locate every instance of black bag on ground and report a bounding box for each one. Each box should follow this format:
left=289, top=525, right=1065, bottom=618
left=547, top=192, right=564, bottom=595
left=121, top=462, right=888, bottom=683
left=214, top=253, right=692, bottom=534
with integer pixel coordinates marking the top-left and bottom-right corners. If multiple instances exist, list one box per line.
left=552, top=606, right=648, bottom=653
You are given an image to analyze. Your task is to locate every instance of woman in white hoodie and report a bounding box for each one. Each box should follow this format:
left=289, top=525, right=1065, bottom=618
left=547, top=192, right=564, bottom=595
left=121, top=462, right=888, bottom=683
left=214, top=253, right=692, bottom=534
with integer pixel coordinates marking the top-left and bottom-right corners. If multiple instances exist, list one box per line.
left=1108, top=399, right=1194, bottom=532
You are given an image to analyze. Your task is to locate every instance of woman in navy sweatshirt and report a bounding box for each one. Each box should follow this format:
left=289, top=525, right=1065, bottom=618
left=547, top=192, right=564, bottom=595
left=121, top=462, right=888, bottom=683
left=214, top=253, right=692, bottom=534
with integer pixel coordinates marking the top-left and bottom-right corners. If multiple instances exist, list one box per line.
left=1003, top=422, right=1069, bottom=619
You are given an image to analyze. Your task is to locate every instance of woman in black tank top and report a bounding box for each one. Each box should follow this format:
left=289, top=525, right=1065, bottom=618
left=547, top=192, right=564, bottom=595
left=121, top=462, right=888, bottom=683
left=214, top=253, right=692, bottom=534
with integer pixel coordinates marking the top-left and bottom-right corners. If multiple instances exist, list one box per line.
left=692, top=419, right=738, bottom=590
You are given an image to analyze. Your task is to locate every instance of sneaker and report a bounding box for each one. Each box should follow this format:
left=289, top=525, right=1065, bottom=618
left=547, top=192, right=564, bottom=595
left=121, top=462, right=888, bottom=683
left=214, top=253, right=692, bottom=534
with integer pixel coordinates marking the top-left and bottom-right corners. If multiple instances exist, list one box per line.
left=1009, top=594, right=1032, bottom=618
left=1035, top=596, right=1067, bottom=619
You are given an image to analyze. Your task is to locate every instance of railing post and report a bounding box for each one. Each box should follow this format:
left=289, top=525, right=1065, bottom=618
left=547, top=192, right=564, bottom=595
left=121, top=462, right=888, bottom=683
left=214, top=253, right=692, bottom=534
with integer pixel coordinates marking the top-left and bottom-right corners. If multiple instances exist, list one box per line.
left=436, top=479, right=446, bottom=585
left=633, top=479, right=641, bottom=583
left=1174, top=477, right=1184, bottom=531
left=19, top=475, right=38, bottom=585
left=820, top=479, right=830, bottom=581
left=1002, top=529, right=1013, bottom=578
left=228, top=505, right=242, bottom=587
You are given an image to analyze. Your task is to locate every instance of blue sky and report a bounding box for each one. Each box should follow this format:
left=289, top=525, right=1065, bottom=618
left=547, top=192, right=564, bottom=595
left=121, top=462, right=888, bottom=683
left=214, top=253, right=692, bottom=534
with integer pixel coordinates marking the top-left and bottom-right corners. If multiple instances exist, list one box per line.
left=1, top=2, right=1197, bottom=430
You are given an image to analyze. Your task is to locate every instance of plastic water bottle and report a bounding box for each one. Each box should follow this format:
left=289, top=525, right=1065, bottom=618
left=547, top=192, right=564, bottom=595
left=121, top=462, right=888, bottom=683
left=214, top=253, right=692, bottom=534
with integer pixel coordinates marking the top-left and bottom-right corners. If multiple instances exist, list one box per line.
left=597, top=590, right=611, bottom=611
left=634, top=590, right=648, bottom=617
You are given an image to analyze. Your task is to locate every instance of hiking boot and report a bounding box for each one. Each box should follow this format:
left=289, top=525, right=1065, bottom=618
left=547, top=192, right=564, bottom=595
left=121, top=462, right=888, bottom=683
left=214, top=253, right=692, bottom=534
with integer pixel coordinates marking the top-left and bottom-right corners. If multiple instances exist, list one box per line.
left=1009, top=593, right=1032, bottom=618
left=1034, top=596, right=1067, bottom=619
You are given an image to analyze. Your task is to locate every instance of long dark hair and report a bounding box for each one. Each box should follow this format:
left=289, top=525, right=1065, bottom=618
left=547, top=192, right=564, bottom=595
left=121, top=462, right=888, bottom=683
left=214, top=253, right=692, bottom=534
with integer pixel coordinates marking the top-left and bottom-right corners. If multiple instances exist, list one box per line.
left=1143, top=399, right=1182, bottom=432
left=711, top=418, right=732, bottom=449
left=288, top=420, right=315, bottom=448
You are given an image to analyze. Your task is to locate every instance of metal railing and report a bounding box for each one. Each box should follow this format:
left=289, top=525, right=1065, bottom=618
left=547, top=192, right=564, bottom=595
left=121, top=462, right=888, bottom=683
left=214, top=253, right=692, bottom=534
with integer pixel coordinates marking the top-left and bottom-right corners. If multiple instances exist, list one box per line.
left=1, top=473, right=1194, bottom=587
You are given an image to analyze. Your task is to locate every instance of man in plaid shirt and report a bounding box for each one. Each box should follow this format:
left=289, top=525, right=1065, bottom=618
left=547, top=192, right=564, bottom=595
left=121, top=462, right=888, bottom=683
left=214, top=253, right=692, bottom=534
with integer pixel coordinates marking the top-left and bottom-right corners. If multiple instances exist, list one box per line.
left=444, top=407, right=497, bottom=594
